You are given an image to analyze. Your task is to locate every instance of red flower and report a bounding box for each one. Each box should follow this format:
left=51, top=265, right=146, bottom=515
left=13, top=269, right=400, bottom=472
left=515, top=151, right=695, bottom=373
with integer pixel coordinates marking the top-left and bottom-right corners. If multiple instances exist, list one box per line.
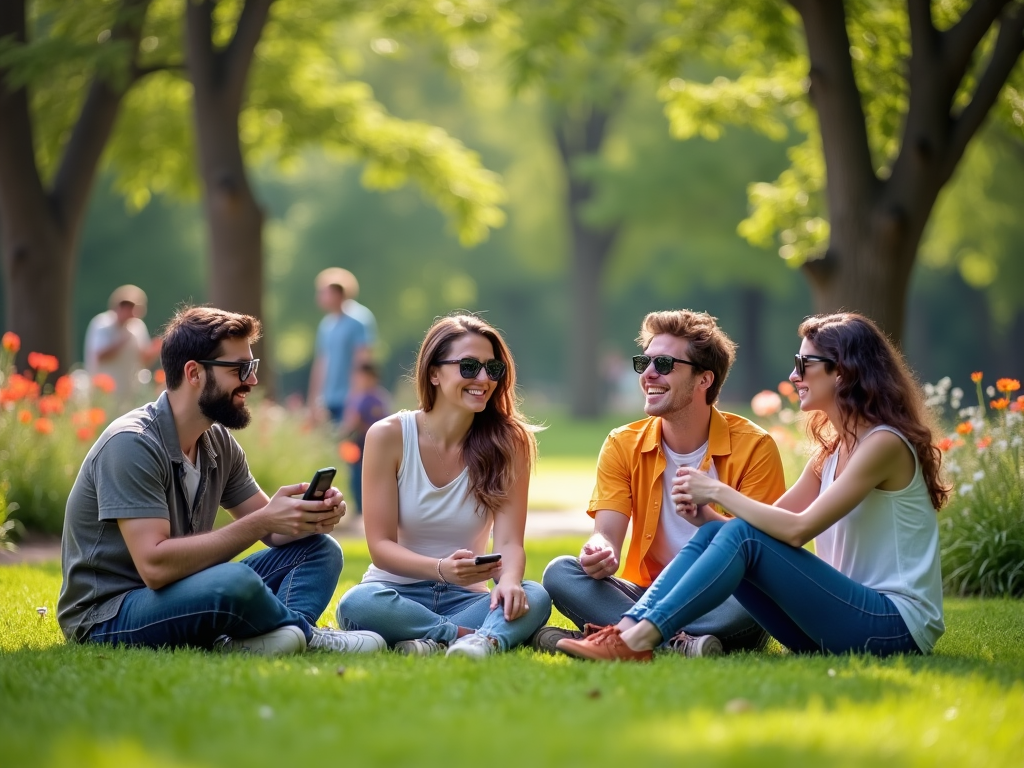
left=971, top=372, right=983, bottom=383
left=27, top=352, right=59, bottom=374
left=34, top=417, right=54, bottom=435
left=2, top=373, right=38, bottom=402
left=54, top=375, right=73, bottom=400
left=1, top=331, right=20, bottom=353
left=1011, top=396, right=1024, bottom=413
left=339, top=441, right=362, bottom=463
left=976, top=436, right=993, bottom=449
left=38, top=394, right=64, bottom=416
left=92, top=374, right=117, bottom=394
left=936, top=437, right=955, bottom=452
left=76, top=426, right=95, bottom=442
left=154, top=369, right=166, bottom=385
left=18, top=409, right=32, bottom=424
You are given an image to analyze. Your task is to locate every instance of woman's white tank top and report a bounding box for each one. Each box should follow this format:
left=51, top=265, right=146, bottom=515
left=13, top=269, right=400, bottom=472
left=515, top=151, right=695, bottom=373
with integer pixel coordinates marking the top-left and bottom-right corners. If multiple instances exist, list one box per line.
left=361, top=410, right=493, bottom=592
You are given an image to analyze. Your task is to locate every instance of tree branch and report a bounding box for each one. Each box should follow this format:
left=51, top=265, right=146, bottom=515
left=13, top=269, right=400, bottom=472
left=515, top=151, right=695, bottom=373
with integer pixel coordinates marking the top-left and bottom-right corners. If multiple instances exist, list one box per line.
left=51, top=0, right=151, bottom=230
left=943, top=0, right=1013, bottom=83
left=133, top=60, right=185, bottom=80
left=221, top=0, right=274, bottom=109
left=942, top=2, right=1024, bottom=182
left=792, top=0, right=877, bottom=210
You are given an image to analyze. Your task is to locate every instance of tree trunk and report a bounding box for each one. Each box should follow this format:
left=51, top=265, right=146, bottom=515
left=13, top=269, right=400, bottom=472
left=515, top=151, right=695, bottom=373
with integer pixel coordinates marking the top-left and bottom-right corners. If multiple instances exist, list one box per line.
left=0, top=0, right=149, bottom=372
left=737, top=286, right=766, bottom=399
left=186, top=0, right=274, bottom=395
left=553, top=104, right=620, bottom=418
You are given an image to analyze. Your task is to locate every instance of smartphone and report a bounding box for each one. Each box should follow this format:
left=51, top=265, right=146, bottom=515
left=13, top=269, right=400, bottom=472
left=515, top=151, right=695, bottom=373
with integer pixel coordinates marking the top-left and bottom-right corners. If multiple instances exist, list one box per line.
left=474, top=553, right=502, bottom=565
left=302, top=467, right=337, bottom=501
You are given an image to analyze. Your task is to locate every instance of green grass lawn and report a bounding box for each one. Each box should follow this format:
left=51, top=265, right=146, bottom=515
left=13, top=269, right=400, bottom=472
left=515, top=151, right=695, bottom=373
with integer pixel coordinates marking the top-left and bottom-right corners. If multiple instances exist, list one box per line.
left=2, top=539, right=1023, bottom=768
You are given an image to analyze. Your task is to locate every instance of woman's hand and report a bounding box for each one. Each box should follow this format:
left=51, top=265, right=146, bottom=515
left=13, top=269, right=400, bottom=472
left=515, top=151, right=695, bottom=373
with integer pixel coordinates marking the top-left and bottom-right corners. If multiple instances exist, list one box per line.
left=490, top=579, right=530, bottom=621
left=672, top=467, right=722, bottom=509
left=438, top=549, right=502, bottom=587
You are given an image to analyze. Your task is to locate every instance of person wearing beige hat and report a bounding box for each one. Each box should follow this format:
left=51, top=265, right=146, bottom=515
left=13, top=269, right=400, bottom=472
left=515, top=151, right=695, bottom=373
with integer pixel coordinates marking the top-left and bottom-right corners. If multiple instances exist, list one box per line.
left=84, top=285, right=162, bottom=402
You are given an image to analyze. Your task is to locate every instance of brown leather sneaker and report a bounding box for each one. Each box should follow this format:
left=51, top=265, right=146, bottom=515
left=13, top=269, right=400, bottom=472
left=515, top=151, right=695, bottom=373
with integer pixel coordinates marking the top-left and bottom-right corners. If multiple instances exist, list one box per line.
left=555, top=625, right=653, bottom=662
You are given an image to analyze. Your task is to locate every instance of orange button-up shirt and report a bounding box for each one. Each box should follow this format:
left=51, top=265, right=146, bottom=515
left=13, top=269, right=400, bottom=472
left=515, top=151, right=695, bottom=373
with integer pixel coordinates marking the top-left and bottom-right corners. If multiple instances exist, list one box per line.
left=587, top=408, right=786, bottom=588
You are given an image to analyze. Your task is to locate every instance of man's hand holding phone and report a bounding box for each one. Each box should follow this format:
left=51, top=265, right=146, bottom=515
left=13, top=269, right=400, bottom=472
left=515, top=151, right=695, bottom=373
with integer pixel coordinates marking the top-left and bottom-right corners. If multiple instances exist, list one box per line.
left=438, top=549, right=502, bottom=586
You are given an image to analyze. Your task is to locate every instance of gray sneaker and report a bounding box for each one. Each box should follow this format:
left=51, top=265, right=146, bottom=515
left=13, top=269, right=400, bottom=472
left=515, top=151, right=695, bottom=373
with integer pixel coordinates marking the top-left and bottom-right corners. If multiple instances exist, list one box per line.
left=395, top=638, right=445, bottom=657
left=445, top=633, right=497, bottom=659
left=530, top=626, right=584, bottom=654
left=661, top=630, right=724, bottom=658
left=215, top=625, right=306, bottom=656
left=308, top=627, right=386, bottom=654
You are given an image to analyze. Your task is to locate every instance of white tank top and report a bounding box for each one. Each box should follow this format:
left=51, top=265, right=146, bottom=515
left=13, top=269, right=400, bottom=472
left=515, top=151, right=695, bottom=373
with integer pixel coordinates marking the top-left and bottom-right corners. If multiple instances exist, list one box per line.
left=361, top=410, right=493, bottom=592
left=815, top=425, right=945, bottom=652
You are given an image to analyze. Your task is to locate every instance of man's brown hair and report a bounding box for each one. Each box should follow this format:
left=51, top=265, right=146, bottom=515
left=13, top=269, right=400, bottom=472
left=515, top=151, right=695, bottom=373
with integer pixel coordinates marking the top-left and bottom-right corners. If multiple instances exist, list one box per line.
left=637, top=310, right=737, bottom=404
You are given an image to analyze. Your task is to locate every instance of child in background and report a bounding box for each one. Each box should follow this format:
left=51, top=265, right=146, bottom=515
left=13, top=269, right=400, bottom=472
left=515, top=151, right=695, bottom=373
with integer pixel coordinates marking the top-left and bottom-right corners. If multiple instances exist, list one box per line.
left=340, top=362, right=391, bottom=515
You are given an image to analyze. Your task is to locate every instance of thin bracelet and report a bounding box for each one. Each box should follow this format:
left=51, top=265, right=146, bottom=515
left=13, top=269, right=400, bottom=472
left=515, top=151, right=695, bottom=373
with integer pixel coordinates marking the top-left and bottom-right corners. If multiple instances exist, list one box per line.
left=436, top=557, right=448, bottom=584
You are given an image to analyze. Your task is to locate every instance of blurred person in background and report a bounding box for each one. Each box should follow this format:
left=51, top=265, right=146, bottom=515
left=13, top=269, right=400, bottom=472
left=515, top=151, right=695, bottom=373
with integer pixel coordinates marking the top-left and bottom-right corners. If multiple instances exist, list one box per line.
left=338, top=361, right=391, bottom=516
left=331, top=267, right=377, bottom=345
left=336, top=313, right=551, bottom=658
left=536, top=310, right=785, bottom=657
left=308, top=268, right=369, bottom=425
left=557, top=313, right=947, bottom=662
left=59, top=306, right=385, bottom=657
left=84, top=285, right=162, bottom=401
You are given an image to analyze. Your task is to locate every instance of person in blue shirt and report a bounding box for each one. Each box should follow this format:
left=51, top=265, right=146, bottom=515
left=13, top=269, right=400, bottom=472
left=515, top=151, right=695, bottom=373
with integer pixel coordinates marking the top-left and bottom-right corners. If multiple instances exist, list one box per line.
left=308, top=270, right=369, bottom=424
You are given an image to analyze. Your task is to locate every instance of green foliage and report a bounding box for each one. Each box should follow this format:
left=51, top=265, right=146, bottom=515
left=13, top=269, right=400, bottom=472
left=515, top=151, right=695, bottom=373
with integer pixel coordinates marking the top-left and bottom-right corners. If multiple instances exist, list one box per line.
left=931, top=376, right=1024, bottom=597
left=2, top=559, right=1024, bottom=768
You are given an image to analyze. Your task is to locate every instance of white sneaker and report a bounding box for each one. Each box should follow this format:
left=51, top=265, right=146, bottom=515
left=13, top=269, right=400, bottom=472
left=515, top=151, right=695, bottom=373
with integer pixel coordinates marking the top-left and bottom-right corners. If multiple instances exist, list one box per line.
left=395, top=638, right=445, bottom=657
left=308, top=627, right=386, bottom=654
left=215, top=625, right=307, bottom=656
left=445, top=633, right=497, bottom=659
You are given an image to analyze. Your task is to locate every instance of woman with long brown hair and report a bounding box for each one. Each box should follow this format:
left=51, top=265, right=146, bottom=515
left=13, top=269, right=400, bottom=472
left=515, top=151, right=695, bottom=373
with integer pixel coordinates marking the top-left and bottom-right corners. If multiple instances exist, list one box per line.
left=557, top=312, right=949, bottom=661
left=336, top=314, right=550, bottom=657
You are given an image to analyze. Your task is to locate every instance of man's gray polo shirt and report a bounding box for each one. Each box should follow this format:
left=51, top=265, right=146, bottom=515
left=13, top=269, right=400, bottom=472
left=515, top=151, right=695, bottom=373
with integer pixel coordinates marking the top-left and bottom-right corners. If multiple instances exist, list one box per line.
left=57, top=392, right=260, bottom=642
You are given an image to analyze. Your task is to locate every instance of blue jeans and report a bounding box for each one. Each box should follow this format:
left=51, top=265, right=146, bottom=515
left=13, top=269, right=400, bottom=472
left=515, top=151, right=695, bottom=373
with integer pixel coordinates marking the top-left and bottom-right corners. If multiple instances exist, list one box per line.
left=625, top=519, right=921, bottom=656
left=87, top=535, right=343, bottom=649
left=542, top=555, right=767, bottom=652
left=348, top=457, right=363, bottom=514
left=337, top=579, right=551, bottom=651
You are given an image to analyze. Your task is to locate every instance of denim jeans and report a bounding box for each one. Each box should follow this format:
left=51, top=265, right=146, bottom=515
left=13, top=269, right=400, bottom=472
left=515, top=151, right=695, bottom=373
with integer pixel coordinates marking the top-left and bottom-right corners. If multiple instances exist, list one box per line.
left=337, top=579, right=551, bottom=651
left=542, top=555, right=767, bottom=652
left=87, top=534, right=343, bottom=649
left=625, top=519, right=921, bottom=656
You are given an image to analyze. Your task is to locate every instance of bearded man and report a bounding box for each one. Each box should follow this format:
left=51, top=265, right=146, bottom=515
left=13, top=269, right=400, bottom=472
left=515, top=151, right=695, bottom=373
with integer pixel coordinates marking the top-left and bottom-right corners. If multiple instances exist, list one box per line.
left=58, top=306, right=384, bottom=656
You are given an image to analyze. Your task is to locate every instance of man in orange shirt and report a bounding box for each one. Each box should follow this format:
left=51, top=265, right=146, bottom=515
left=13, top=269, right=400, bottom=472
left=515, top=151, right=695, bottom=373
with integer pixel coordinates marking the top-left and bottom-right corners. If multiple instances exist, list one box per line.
left=538, top=310, right=786, bottom=655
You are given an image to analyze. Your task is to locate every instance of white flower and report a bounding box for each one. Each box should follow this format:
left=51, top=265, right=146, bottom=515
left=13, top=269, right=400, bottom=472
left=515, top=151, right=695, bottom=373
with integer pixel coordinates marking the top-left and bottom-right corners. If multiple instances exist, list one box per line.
left=1012, top=436, right=1023, bottom=448
left=951, top=387, right=964, bottom=401
left=971, top=418, right=985, bottom=433
left=924, top=383, right=935, bottom=397
left=996, top=440, right=1008, bottom=452
left=950, top=398, right=961, bottom=409
left=938, top=377, right=952, bottom=390
left=779, top=409, right=796, bottom=424
left=987, top=386, right=996, bottom=397
left=959, top=483, right=974, bottom=495
left=945, top=461, right=960, bottom=474
left=972, top=470, right=985, bottom=481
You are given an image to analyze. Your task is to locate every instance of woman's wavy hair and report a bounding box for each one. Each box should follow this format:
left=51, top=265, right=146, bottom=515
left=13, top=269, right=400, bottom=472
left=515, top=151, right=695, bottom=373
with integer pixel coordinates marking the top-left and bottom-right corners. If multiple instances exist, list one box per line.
left=415, top=314, right=538, bottom=515
left=799, top=313, right=950, bottom=510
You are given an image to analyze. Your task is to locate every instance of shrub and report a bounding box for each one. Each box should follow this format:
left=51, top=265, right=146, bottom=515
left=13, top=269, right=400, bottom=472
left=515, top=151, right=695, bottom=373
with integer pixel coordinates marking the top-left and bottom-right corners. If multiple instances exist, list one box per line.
left=932, top=374, right=1024, bottom=597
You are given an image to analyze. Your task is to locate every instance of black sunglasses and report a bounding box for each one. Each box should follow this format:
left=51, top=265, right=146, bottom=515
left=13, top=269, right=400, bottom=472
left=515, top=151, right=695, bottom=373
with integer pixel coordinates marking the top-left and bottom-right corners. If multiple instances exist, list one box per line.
left=436, top=357, right=507, bottom=381
left=793, top=354, right=835, bottom=378
left=198, top=358, right=260, bottom=382
left=632, top=355, right=702, bottom=375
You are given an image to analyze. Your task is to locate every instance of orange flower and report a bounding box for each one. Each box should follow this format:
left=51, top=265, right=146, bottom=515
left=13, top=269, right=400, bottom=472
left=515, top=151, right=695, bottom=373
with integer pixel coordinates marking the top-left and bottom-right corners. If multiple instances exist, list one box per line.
left=1, top=331, right=20, bottom=353
left=751, top=390, right=783, bottom=417
left=34, top=417, right=54, bottom=435
left=971, top=372, right=983, bottom=383
left=27, top=352, right=59, bottom=374
left=154, top=369, right=166, bottom=384
left=2, top=372, right=39, bottom=402
left=976, top=436, right=993, bottom=449
left=18, top=409, right=32, bottom=424
left=54, top=375, right=73, bottom=400
left=996, top=378, right=1021, bottom=394
left=38, top=394, right=65, bottom=416
left=936, top=437, right=955, bottom=452
left=955, top=422, right=973, bottom=435
left=92, top=373, right=117, bottom=394
left=778, top=381, right=795, bottom=397
left=991, top=398, right=1010, bottom=410
left=339, top=441, right=362, bottom=463
left=89, top=407, right=106, bottom=426
left=76, top=426, right=95, bottom=442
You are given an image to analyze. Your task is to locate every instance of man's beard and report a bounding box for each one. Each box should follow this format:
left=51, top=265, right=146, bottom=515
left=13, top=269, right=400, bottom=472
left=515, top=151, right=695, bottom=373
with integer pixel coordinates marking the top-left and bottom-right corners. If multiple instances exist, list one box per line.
left=198, top=376, right=252, bottom=429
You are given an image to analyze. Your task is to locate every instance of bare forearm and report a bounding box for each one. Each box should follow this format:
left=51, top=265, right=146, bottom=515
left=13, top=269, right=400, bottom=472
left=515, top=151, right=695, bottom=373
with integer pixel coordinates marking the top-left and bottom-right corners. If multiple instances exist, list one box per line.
left=709, top=485, right=807, bottom=546
left=367, top=538, right=441, bottom=581
left=145, top=514, right=268, bottom=588
left=495, top=544, right=526, bottom=584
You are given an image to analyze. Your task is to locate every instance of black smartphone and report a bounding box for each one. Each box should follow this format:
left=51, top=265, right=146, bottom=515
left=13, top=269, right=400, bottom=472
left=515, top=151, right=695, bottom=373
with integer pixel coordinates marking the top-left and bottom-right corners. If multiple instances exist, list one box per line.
left=302, top=467, right=337, bottom=501
left=474, top=553, right=502, bottom=565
